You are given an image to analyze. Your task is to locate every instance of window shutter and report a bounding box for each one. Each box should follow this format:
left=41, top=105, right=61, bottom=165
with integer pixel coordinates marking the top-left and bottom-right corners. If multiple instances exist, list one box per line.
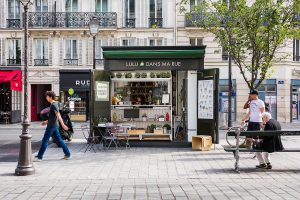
left=48, top=38, right=52, bottom=65
left=29, top=37, right=33, bottom=66
left=2, top=39, right=6, bottom=65
left=59, top=38, right=63, bottom=66
left=78, top=39, right=82, bottom=65
left=87, top=38, right=93, bottom=65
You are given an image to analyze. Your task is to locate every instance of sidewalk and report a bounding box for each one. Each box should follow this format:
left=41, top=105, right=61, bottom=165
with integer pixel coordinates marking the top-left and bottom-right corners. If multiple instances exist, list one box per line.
left=1, top=136, right=300, bottom=199
left=0, top=121, right=87, bottom=130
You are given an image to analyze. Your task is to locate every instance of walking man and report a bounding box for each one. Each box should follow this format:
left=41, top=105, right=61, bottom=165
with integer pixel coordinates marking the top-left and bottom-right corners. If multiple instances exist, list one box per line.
left=34, top=91, right=71, bottom=161
left=242, top=89, right=265, bottom=130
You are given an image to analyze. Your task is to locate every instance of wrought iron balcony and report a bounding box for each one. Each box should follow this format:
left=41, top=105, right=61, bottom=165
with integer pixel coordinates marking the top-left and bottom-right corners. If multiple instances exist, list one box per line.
left=34, top=59, right=49, bottom=66
left=149, top=18, right=163, bottom=28
left=7, top=59, right=21, bottom=66
left=185, top=13, right=205, bottom=27
left=125, top=18, right=135, bottom=28
left=7, top=19, right=21, bottom=28
left=27, top=12, right=117, bottom=28
left=64, top=59, right=78, bottom=66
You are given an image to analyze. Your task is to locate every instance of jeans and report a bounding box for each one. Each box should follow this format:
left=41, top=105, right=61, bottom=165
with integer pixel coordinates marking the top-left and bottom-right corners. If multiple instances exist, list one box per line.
left=37, top=126, right=71, bottom=159
left=256, top=152, right=270, bottom=164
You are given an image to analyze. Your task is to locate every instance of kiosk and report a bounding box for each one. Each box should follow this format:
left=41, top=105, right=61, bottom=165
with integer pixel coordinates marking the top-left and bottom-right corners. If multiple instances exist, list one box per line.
left=92, top=46, right=219, bottom=144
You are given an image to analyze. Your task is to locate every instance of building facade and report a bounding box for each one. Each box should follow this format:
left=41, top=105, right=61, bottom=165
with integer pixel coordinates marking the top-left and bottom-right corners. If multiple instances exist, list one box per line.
left=0, top=0, right=300, bottom=124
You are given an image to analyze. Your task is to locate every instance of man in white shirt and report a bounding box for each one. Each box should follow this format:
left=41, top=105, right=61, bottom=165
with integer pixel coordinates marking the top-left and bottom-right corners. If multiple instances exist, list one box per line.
left=242, top=89, right=265, bottom=131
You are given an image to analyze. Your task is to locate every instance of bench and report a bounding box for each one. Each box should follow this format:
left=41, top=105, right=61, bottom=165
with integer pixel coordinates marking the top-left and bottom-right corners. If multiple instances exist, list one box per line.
left=224, top=129, right=300, bottom=173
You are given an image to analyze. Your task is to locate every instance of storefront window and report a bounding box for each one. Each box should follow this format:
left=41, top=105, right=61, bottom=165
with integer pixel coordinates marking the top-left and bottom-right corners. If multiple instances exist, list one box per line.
left=257, top=79, right=277, bottom=119
left=218, top=80, right=236, bottom=127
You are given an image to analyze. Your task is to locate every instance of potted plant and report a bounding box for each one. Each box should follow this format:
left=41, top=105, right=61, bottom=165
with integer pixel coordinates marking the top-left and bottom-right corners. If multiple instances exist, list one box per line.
left=156, top=73, right=161, bottom=78
left=125, top=72, right=132, bottom=78
left=135, top=72, right=141, bottom=78
left=161, top=72, right=166, bottom=78
left=110, top=73, right=115, bottom=78
left=149, top=124, right=157, bottom=133
left=163, top=124, right=171, bottom=134
left=152, top=96, right=160, bottom=105
left=166, top=72, right=171, bottom=78
left=142, top=113, right=147, bottom=121
left=141, top=72, right=147, bottom=78
left=150, top=72, right=155, bottom=78
left=116, top=72, right=122, bottom=78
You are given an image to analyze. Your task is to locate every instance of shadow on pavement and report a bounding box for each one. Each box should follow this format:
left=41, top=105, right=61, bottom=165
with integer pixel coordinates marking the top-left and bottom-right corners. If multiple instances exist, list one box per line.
left=0, top=141, right=41, bottom=162
left=196, top=168, right=300, bottom=174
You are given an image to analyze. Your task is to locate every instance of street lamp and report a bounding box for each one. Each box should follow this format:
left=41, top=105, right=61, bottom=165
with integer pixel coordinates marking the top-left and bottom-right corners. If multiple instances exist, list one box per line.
left=15, top=0, right=34, bottom=176
left=89, top=17, right=99, bottom=136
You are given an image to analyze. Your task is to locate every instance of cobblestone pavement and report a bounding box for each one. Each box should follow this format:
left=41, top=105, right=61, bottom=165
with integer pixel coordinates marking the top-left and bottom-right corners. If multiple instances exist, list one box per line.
left=1, top=134, right=300, bottom=200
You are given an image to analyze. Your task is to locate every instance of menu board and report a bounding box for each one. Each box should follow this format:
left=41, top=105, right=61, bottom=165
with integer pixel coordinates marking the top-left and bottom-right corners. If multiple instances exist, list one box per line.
left=198, top=80, right=214, bottom=119
left=95, top=81, right=109, bottom=101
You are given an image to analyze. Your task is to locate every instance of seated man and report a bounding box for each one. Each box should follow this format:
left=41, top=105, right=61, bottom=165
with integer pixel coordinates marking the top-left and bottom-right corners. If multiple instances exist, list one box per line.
left=256, top=112, right=284, bottom=169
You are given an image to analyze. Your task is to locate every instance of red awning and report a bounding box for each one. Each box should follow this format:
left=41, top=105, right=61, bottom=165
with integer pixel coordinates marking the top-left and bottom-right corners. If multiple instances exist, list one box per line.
left=0, top=70, right=22, bottom=91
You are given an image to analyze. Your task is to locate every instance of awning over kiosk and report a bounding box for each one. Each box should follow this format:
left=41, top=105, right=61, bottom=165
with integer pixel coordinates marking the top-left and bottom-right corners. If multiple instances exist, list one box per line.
left=102, top=46, right=206, bottom=71
left=0, top=70, right=22, bottom=91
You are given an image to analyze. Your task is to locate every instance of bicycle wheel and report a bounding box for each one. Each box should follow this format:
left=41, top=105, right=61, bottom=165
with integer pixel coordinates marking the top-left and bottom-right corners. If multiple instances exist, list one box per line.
left=226, top=127, right=246, bottom=147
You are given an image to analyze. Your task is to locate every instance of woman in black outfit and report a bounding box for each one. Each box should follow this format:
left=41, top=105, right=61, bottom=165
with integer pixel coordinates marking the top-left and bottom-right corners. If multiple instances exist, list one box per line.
left=256, top=112, right=284, bottom=169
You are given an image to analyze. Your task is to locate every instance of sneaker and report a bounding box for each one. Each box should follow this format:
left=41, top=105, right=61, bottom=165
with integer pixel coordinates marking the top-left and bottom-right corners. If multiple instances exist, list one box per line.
left=61, top=155, right=71, bottom=160
left=33, top=156, right=42, bottom=162
left=256, top=164, right=267, bottom=169
left=266, top=163, right=272, bottom=169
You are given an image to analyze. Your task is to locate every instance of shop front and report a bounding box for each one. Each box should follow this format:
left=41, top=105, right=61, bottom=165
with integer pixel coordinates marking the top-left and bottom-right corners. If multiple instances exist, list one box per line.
left=59, top=70, right=90, bottom=122
left=0, top=68, right=22, bottom=124
left=93, top=46, right=219, bottom=144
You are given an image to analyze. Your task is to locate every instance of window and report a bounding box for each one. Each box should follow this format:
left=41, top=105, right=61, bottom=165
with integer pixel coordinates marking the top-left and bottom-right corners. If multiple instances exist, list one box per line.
left=190, top=38, right=203, bottom=46
left=122, top=39, right=135, bottom=46
left=36, top=0, right=48, bottom=12
left=35, top=39, right=48, bottom=66
left=65, top=0, right=78, bottom=12
left=149, top=39, right=163, bottom=46
left=293, top=39, right=300, bottom=61
left=150, top=0, right=162, bottom=18
left=190, top=0, right=204, bottom=11
left=65, top=39, right=78, bottom=59
left=8, top=39, right=21, bottom=65
left=96, top=0, right=108, bottom=12
left=8, top=0, right=20, bottom=19
left=125, top=0, right=135, bottom=18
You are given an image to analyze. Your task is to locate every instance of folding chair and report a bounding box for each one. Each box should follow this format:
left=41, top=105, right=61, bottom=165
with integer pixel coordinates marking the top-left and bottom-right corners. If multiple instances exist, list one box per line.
left=81, top=124, right=100, bottom=152
left=103, top=126, right=119, bottom=150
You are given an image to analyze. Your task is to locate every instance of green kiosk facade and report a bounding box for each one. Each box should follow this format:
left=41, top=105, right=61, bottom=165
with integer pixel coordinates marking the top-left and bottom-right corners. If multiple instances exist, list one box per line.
left=92, top=46, right=219, bottom=144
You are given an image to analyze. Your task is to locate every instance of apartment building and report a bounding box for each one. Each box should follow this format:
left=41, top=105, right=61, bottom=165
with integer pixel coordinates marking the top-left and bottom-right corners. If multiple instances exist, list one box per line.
left=0, top=0, right=300, bottom=125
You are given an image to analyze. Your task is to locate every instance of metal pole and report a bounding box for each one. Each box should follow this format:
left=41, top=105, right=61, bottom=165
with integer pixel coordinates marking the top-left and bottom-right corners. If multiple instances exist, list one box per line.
left=228, top=44, right=232, bottom=128
left=90, top=36, right=96, bottom=137
left=15, top=2, right=35, bottom=176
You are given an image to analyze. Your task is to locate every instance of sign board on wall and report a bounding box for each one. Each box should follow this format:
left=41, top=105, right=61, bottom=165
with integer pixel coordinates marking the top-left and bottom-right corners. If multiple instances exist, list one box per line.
left=197, top=80, right=214, bottom=119
left=95, top=81, right=109, bottom=101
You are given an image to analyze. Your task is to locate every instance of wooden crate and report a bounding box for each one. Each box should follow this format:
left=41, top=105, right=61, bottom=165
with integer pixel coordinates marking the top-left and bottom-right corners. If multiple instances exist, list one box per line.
left=128, top=129, right=145, bottom=135
left=192, top=135, right=212, bottom=151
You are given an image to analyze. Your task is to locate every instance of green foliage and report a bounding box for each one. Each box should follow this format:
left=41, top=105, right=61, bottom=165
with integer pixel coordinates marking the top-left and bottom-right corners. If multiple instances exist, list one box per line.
left=181, top=0, right=300, bottom=89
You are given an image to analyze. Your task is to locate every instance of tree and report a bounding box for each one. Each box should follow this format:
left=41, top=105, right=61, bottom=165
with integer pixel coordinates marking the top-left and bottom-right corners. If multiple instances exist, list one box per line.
left=181, top=0, right=300, bottom=90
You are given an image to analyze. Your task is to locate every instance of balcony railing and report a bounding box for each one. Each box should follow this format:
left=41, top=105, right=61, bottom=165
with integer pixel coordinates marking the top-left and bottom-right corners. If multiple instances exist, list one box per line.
left=185, top=13, right=205, bottom=27
left=27, top=12, right=117, bottom=28
left=7, top=19, right=21, bottom=28
left=149, top=18, right=163, bottom=28
left=7, top=59, right=21, bottom=66
left=34, top=59, right=49, bottom=66
left=125, top=18, right=135, bottom=28
left=64, top=59, right=78, bottom=66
